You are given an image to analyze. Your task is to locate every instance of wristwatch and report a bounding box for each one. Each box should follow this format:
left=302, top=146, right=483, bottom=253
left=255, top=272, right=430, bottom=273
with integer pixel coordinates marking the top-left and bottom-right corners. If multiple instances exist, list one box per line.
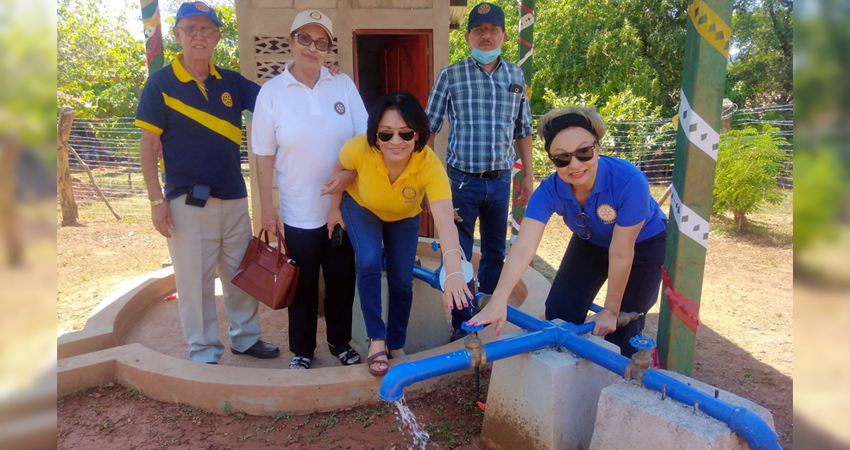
left=151, top=198, right=166, bottom=207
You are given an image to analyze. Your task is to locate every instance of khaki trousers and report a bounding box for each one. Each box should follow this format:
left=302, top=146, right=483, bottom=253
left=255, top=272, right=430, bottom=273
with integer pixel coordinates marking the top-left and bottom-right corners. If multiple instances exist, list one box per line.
left=167, top=195, right=260, bottom=362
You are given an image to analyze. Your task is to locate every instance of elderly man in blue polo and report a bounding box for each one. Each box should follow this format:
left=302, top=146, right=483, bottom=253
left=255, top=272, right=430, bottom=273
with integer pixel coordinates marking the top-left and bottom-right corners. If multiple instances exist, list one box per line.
left=135, top=1, right=279, bottom=364
left=425, top=2, right=535, bottom=342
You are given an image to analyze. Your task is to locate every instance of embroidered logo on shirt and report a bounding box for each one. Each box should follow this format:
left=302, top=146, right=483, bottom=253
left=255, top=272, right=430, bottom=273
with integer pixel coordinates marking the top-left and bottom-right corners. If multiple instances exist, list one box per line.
left=597, top=204, right=617, bottom=224
left=195, top=2, right=210, bottom=12
left=310, top=11, right=322, bottom=20
left=334, top=102, right=346, bottom=115
left=221, top=92, right=233, bottom=107
left=402, top=186, right=418, bottom=203
left=478, top=4, right=491, bottom=14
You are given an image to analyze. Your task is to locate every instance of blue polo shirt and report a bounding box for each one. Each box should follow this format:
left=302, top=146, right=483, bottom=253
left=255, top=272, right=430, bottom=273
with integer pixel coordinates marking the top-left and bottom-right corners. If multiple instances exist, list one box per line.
left=135, top=56, right=261, bottom=201
left=525, top=155, right=667, bottom=248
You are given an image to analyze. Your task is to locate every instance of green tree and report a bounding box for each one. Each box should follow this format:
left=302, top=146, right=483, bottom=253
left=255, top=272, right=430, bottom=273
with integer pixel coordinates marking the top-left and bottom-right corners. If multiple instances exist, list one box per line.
left=57, top=0, right=147, bottom=118
left=712, top=125, right=788, bottom=230
left=725, top=0, right=793, bottom=106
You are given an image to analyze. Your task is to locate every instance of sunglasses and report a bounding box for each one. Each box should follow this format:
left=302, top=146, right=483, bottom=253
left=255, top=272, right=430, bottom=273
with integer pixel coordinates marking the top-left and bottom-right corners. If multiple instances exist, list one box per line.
left=292, top=32, right=331, bottom=52
left=549, top=142, right=598, bottom=168
left=377, top=130, right=416, bottom=142
left=574, top=212, right=591, bottom=240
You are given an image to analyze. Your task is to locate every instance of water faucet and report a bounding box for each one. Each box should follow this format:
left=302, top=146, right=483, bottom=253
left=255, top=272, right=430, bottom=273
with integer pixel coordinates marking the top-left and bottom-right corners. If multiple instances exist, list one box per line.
left=462, top=322, right=487, bottom=367
left=624, top=335, right=655, bottom=384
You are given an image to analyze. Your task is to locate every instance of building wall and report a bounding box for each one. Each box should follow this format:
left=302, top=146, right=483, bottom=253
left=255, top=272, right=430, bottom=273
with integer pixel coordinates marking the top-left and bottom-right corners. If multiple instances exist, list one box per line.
left=235, top=0, right=451, bottom=230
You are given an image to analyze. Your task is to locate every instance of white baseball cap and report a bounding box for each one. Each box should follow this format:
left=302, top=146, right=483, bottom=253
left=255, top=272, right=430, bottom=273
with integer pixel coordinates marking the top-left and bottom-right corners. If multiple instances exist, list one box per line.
left=290, top=10, right=334, bottom=41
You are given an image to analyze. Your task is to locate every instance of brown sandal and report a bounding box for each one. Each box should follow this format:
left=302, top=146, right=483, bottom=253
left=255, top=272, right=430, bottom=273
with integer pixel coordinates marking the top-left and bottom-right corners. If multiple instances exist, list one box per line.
left=366, top=338, right=389, bottom=377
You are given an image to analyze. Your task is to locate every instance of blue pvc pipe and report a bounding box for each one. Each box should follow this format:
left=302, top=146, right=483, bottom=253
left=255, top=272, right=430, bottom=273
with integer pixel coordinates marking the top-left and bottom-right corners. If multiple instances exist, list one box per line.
left=380, top=327, right=558, bottom=401
left=640, top=370, right=781, bottom=450
left=412, top=264, right=442, bottom=291
left=398, top=264, right=781, bottom=450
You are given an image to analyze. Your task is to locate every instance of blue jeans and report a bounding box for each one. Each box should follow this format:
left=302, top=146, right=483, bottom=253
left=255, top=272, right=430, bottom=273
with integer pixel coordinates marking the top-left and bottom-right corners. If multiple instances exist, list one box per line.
left=545, top=230, right=667, bottom=357
left=341, top=193, right=421, bottom=350
left=446, top=165, right=512, bottom=330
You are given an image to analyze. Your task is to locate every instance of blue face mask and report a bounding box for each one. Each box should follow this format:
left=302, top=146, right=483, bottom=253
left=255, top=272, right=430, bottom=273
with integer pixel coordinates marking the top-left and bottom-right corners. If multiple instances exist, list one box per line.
left=471, top=47, right=501, bottom=64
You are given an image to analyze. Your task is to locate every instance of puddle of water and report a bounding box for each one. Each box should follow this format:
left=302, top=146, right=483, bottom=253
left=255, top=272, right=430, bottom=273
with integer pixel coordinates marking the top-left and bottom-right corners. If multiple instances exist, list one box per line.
left=393, top=397, right=432, bottom=450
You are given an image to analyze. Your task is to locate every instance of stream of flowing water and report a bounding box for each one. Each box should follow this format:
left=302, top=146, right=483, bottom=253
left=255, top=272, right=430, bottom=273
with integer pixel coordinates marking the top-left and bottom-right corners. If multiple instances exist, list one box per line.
left=393, top=397, right=433, bottom=450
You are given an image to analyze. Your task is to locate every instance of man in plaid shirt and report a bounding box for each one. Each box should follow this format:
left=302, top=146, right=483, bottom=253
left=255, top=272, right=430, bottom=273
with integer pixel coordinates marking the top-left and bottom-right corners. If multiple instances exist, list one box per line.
left=426, top=2, right=534, bottom=342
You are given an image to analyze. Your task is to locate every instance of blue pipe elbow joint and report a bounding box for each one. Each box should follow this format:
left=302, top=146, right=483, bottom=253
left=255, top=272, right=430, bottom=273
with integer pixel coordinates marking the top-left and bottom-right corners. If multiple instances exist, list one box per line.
left=728, top=408, right=782, bottom=450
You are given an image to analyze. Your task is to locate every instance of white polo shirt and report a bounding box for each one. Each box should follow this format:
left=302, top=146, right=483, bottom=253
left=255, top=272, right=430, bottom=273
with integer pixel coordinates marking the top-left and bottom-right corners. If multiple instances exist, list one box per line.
left=252, top=63, right=368, bottom=229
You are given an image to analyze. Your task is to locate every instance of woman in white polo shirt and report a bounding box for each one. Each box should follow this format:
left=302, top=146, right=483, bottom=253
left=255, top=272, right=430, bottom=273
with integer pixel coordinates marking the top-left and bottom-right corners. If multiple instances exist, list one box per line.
left=252, top=10, right=368, bottom=370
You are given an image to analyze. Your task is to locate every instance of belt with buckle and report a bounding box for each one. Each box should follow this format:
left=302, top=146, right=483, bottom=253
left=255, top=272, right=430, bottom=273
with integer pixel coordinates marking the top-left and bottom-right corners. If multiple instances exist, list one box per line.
left=451, top=166, right=508, bottom=179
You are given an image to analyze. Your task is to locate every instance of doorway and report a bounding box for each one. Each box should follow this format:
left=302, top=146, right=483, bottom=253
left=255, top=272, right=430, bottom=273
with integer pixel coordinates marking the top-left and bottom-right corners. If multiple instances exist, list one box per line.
left=353, top=30, right=435, bottom=237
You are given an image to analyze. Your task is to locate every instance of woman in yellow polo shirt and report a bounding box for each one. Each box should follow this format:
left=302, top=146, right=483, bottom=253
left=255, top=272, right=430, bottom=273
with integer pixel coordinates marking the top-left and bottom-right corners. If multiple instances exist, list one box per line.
left=326, top=91, right=471, bottom=376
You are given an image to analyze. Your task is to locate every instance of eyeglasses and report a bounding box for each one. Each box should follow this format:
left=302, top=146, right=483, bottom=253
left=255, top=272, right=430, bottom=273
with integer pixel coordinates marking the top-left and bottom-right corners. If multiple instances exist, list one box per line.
left=549, top=142, right=598, bottom=168
left=574, top=212, right=591, bottom=240
left=470, top=26, right=503, bottom=36
left=292, top=32, right=331, bottom=52
left=377, top=130, right=416, bottom=142
left=174, top=26, right=219, bottom=38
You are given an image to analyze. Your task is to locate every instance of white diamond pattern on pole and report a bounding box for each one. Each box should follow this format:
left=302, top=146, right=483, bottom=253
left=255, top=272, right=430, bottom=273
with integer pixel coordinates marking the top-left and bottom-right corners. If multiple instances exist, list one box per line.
left=678, top=89, right=719, bottom=161
left=669, top=186, right=709, bottom=248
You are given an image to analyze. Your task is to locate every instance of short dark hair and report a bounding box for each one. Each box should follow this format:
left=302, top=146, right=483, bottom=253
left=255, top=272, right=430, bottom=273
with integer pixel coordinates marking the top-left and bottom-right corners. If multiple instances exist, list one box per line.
left=366, top=91, right=431, bottom=153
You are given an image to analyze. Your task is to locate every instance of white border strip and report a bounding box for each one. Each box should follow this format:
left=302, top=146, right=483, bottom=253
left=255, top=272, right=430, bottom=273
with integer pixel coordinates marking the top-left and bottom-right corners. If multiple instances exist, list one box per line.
left=679, top=89, right=719, bottom=160
left=669, top=186, right=709, bottom=248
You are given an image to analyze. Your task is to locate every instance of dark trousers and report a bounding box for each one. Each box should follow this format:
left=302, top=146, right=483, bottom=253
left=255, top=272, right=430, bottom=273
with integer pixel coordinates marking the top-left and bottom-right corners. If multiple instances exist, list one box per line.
left=283, top=223, right=356, bottom=359
left=446, top=165, right=512, bottom=329
left=545, top=230, right=667, bottom=357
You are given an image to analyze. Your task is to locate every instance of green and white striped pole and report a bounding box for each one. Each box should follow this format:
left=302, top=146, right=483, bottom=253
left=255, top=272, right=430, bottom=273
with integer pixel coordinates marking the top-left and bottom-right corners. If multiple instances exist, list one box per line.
left=657, top=0, right=733, bottom=375
left=510, top=0, right=534, bottom=243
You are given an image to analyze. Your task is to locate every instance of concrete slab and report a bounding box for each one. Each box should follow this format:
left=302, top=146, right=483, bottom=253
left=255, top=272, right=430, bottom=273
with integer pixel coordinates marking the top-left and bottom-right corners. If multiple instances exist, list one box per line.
left=481, top=330, right=622, bottom=450
left=589, top=370, right=775, bottom=450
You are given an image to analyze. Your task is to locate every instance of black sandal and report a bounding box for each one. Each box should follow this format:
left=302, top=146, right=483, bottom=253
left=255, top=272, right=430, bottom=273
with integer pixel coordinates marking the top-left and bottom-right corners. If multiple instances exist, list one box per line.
left=329, top=343, right=362, bottom=366
left=290, top=356, right=311, bottom=370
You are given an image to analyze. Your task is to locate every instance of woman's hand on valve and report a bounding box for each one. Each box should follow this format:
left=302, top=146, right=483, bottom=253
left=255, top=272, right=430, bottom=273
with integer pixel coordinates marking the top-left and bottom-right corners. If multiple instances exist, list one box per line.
left=468, top=296, right=508, bottom=337
left=586, top=308, right=618, bottom=337
left=442, top=272, right=473, bottom=313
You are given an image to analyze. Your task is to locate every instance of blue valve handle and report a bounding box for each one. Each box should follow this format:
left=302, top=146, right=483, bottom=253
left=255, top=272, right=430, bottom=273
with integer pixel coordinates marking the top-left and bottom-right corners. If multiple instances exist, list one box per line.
left=431, top=241, right=439, bottom=252
left=630, top=335, right=656, bottom=350
left=462, top=322, right=485, bottom=333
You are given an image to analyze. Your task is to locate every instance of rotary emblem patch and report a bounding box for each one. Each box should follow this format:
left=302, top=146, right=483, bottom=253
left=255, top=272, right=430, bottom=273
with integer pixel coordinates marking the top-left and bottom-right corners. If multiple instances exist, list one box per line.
left=310, top=11, right=322, bottom=20
left=401, top=187, right=418, bottom=202
left=597, top=204, right=617, bottom=224
left=478, top=4, right=491, bottom=14
left=195, top=2, right=210, bottom=12
left=221, top=92, right=233, bottom=108
left=334, top=102, right=346, bottom=115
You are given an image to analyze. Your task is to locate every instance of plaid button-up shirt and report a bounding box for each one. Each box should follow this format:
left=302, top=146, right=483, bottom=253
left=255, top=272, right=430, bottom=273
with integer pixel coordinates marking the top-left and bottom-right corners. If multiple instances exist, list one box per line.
left=425, top=57, right=534, bottom=174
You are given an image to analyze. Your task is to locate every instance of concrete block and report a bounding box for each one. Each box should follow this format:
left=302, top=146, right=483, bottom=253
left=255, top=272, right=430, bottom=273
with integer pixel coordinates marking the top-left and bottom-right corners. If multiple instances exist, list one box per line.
left=589, top=370, right=775, bottom=450
left=481, top=331, right=622, bottom=450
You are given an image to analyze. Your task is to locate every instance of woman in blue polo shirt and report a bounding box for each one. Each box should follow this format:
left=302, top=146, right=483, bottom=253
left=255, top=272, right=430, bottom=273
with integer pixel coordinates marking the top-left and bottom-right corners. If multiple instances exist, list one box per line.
left=469, top=106, right=667, bottom=357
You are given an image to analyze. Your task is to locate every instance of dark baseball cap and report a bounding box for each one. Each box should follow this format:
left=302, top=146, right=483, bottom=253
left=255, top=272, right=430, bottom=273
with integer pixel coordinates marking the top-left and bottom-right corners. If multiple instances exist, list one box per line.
left=467, top=2, right=505, bottom=31
left=175, top=2, right=224, bottom=28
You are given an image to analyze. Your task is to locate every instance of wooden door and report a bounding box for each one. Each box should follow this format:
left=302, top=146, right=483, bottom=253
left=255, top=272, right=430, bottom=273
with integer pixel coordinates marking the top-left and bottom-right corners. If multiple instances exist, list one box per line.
left=379, top=35, right=434, bottom=237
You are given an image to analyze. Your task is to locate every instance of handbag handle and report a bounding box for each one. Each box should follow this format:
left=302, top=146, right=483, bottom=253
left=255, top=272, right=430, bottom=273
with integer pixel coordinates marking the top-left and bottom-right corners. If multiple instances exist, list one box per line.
left=255, top=228, right=291, bottom=268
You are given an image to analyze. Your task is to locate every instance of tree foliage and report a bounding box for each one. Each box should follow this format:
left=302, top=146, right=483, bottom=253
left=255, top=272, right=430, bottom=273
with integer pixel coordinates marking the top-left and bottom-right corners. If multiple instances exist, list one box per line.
left=725, top=0, right=793, bottom=106
left=57, top=0, right=147, bottom=118
left=712, top=125, right=788, bottom=230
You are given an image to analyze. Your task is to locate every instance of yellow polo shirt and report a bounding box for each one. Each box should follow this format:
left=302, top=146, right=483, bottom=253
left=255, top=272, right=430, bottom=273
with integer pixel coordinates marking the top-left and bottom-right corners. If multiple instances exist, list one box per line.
left=339, top=134, right=452, bottom=222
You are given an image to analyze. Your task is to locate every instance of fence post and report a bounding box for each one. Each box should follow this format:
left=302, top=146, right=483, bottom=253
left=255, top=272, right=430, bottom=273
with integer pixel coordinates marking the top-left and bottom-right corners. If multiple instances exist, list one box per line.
left=57, top=107, right=79, bottom=226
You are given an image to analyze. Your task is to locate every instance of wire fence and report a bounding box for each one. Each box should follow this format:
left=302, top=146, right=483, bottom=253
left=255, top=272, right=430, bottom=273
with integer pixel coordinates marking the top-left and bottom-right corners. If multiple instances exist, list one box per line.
left=65, top=105, right=792, bottom=219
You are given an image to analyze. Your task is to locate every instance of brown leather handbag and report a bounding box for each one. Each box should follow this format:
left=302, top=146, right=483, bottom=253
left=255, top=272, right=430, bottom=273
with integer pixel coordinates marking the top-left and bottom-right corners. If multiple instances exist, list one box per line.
left=232, top=229, right=299, bottom=310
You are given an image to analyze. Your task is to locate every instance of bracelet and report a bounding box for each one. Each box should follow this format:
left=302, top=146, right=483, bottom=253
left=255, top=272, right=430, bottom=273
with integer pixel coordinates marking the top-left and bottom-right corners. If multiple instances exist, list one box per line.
left=443, top=248, right=463, bottom=259
left=603, top=307, right=619, bottom=316
left=445, top=271, right=464, bottom=280
left=151, top=198, right=166, bottom=207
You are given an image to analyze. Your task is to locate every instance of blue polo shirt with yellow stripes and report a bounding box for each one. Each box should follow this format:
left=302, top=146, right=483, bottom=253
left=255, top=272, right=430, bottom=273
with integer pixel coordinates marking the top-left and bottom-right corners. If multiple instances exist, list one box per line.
left=135, top=55, right=260, bottom=201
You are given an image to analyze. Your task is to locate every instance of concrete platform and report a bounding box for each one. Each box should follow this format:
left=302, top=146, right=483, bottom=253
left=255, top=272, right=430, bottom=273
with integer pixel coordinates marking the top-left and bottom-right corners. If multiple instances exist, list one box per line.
left=57, top=238, right=553, bottom=415
left=589, top=370, right=775, bottom=450
left=481, top=330, right=622, bottom=450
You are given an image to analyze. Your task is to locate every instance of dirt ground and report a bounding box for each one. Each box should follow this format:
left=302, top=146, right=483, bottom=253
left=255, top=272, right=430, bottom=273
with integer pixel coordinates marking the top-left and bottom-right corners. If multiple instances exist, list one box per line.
left=57, top=191, right=793, bottom=449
